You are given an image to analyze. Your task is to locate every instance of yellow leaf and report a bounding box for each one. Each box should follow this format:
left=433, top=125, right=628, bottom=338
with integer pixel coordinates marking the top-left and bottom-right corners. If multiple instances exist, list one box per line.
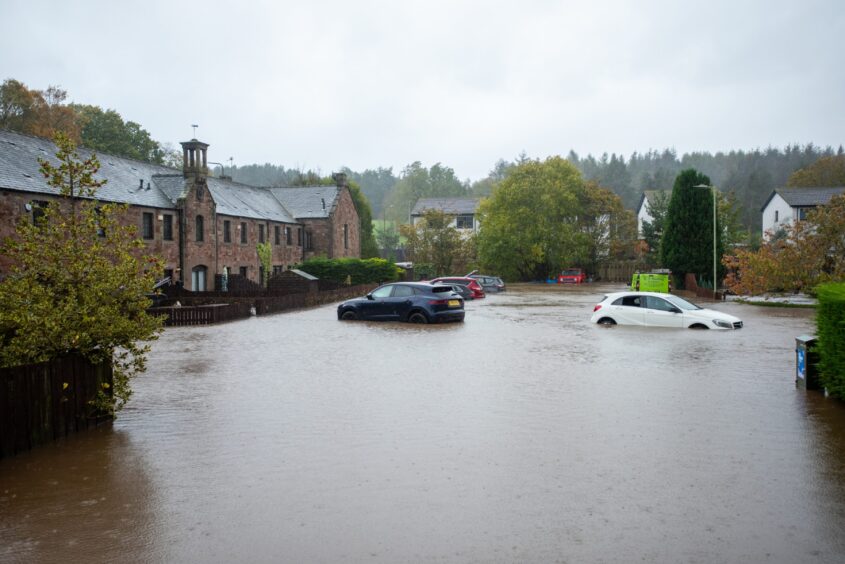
left=62, top=382, right=69, bottom=390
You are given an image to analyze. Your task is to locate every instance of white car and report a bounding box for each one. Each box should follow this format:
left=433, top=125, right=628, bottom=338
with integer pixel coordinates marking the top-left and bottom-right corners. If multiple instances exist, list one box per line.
left=590, top=291, right=743, bottom=330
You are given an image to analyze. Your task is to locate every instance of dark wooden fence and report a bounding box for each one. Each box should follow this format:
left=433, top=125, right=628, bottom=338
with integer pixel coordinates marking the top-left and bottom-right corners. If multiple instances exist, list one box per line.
left=149, top=284, right=377, bottom=326
left=0, top=355, right=113, bottom=459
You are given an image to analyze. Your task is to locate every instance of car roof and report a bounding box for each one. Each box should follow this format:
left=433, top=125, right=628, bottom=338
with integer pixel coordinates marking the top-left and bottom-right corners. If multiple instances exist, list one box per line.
left=602, top=291, right=677, bottom=299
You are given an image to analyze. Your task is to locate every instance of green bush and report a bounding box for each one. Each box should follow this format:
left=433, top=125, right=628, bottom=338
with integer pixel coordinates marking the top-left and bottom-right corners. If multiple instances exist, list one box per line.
left=295, top=257, right=401, bottom=285
left=816, top=283, right=845, bottom=398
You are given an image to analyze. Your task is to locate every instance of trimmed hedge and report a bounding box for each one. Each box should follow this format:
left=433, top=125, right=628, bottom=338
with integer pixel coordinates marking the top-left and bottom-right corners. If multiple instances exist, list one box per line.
left=295, top=257, right=401, bottom=285
left=816, top=283, right=845, bottom=399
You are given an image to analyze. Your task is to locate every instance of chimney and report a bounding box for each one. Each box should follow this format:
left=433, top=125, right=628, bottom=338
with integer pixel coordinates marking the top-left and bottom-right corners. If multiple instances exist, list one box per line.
left=332, top=172, right=347, bottom=188
left=180, top=139, right=210, bottom=179
left=321, top=198, right=326, bottom=210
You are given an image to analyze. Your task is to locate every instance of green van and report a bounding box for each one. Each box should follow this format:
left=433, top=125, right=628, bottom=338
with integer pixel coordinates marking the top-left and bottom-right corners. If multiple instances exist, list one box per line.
left=630, top=272, right=671, bottom=293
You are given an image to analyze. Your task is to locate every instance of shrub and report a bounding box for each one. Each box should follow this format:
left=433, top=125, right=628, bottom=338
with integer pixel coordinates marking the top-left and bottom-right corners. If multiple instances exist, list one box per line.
left=816, top=283, right=845, bottom=398
left=295, top=257, right=401, bottom=285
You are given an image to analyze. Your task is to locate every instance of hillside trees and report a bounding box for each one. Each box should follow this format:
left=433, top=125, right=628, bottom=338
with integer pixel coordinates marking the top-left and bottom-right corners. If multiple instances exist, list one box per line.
left=0, top=79, right=81, bottom=142
left=0, top=133, right=163, bottom=413
left=384, top=162, right=469, bottom=224
left=72, top=104, right=165, bottom=163
left=788, top=155, right=845, bottom=187
left=661, top=169, right=724, bottom=287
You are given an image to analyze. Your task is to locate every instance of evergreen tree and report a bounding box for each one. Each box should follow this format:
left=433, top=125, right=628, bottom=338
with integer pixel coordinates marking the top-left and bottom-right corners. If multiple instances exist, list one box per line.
left=661, top=169, right=724, bottom=287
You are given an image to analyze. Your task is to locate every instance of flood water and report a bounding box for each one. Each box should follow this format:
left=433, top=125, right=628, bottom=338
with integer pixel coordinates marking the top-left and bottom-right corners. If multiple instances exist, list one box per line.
left=2, top=284, right=845, bottom=563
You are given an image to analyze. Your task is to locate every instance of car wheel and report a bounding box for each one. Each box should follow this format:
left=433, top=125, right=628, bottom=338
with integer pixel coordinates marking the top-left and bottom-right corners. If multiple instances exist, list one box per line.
left=597, top=317, right=616, bottom=326
left=689, top=323, right=709, bottom=330
left=408, top=312, right=429, bottom=324
left=340, top=310, right=358, bottom=321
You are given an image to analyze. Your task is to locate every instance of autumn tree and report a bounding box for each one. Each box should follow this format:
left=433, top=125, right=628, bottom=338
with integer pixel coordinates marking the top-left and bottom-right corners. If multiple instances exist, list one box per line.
left=724, top=194, right=845, bottom=294
left=0, top=79, right=81, bottom=142
left=0, top=133, right=164, bottom=413
left=400, top=209, right=475, bottom=276
left=72, top=104, right=165, bottom=163
left=787, top=155, right=845, bottom=187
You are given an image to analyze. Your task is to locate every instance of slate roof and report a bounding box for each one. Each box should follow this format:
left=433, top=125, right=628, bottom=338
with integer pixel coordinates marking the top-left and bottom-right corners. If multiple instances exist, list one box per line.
left=762, top=187, right=845, bottom=211
left=209, top=178, right=297, bottom=223
left=269, top=186, right=340, bottom=219
left=0, top=129, right=178, bottom=208
left=636, top=190, right=671, bottom=213
left=412, top=197, right=480, bottom=216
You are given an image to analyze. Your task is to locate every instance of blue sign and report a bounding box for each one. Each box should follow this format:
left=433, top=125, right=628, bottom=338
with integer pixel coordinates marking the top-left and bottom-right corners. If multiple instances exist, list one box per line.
left=797, top=349, right=806, bottom=380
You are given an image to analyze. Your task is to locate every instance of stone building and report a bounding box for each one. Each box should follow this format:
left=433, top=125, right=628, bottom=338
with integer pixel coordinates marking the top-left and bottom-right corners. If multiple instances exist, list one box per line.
left=0, top=129, right=360, bottom=290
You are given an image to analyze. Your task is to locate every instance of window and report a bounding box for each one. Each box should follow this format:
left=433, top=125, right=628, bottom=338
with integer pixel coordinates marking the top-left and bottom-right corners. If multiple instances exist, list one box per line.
left=392, top=285, right=414, bottom=297
left=163, top=268, right=174, bottom=283
left=240, top=222, right=247, bottom=244
left=456, top=214, right=474, bottom=229
left=774, top=210, right=779, bottom=222
left=274, top=225, right=281, bottom=245
left=195, top=215, right=204, bottom=242
left=259, top=224, right=265, bottom=244
left=95, top=207, right=105, bottom=237
left=273, top=265, right=284, bottom=275
left=798, top=207, right=809, bottom=220
left=371, top=285, right=393, bottom=298
left=297, top=227, right=303, bottom=246
left=142, top=212, right=154, bottom=239
left=30, top=200, right=49, bottom=225
left=163, top=214, right=173, bottom=240
left=614, top=295, right=642, bottom=307
left=343, top=224, right=348, bottom=249
left=285, top=226, right=292, bottom=245
left=223, top=220, right=231, bottom=243
left=305, top=231, right=313, bottom=250
left=239, top=266, right=248, bottom=277
left=644, top=296, right=676, bottom=312
left=191, top=265, right=207, bottom=291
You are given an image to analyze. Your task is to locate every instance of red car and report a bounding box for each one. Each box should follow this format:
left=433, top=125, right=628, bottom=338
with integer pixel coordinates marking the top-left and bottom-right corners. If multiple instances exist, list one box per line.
left=557, top=268, right=586, bottom=284
left=431, top=277, right=486, bottom=299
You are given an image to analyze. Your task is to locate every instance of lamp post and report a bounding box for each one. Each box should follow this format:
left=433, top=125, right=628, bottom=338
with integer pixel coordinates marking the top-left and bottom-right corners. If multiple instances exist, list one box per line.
left=694, top=184, right=717, bottom=299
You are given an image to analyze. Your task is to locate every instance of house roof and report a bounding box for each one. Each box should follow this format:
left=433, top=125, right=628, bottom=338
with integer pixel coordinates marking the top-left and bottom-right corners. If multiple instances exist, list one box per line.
left=760, top=187, right=845, bottom=211
left=636, top=190, right=671, bottom=214
left=412, top=197, right=480, bottom=215
left=0, top=128, right=324, bottom=224
left=269, top=186, right=340, bottom=219
left=0, top=128, right=177, bottom=209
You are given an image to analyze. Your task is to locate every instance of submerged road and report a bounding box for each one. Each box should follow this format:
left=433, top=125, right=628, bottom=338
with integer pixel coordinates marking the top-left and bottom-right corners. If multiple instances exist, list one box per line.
left=2, top=284, right=843, bottom=563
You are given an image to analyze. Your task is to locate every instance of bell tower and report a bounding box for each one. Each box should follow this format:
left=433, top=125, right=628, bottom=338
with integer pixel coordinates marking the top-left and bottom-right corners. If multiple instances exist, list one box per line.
left=180, top=139, right=209, bottom=179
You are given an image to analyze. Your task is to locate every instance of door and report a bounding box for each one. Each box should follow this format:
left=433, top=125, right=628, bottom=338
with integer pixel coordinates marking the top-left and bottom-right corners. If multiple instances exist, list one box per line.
left=387, top=284, right=415, bottom=320
left=609, top=294, right=645, bottom=325
left=191, top=265, right=207, bottom=291
left=643, top=295, right=684, bottom=327
left=360, top=285, right=394, bottom=320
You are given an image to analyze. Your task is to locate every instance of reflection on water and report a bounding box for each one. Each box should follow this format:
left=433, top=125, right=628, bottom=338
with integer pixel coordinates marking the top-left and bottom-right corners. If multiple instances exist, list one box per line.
left=2, top=284, right=844, bottom=562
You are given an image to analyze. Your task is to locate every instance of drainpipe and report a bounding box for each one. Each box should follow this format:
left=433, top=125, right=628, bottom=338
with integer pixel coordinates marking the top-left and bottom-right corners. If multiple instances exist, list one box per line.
left=177, top=207, right=185, bottom=286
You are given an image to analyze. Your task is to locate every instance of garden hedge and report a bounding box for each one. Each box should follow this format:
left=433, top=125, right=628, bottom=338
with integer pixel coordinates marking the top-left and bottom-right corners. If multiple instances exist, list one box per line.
left=816, top=283, right=845, bottom=399
left=295, top=257, right=401, bottom=285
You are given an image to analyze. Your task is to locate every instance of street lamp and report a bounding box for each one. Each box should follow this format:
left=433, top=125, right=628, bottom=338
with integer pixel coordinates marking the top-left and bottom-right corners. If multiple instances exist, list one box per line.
left=694, top=184, right=717, bottom=299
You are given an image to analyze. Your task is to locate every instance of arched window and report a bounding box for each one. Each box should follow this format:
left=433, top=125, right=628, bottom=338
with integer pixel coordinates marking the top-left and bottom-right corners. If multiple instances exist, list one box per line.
left=196, top=215, right=204, bottom=242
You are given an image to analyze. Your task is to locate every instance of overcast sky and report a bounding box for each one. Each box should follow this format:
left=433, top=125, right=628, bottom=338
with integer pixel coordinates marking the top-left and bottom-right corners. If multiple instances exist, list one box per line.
left=3, top=0, right=843, bottom=181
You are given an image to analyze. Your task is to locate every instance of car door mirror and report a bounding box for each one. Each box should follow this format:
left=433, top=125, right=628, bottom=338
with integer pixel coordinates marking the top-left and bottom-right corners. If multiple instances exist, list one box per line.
left=669, top=307, right=681, bottom=314
left=366, top=293, right=374, bottom=300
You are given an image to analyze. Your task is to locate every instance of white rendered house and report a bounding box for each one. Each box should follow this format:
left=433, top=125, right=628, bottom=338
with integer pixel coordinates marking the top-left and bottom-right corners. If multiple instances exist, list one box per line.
left=760, top=187, right=845, bottom=237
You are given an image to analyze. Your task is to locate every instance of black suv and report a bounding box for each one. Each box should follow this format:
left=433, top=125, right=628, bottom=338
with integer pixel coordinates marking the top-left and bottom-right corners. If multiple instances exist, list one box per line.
left=337, top=282, right=465, bottom=324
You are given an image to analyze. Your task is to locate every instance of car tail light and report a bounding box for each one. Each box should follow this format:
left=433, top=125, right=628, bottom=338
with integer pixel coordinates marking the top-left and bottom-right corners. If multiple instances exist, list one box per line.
left=593, top=304, right=602, bottom=312
left=429, top=299, right=448, bottom=305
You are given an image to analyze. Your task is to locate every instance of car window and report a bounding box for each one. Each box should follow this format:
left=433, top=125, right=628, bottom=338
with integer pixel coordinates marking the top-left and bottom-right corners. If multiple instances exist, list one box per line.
left=371, top=285, right=393, bottom=298
left=431, top=286, right=453, bottom=294
left=392, top=285, right=414, bottom=297
left=644, top=296, right=676, bottom=312
left=614, top=295, right=642, bottom=307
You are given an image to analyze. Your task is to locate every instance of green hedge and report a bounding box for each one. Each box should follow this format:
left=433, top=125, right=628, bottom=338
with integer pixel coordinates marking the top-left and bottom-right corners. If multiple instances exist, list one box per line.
left=295, top=257, right=401, bottom=285
left=816, top=283, right=845, bottom=399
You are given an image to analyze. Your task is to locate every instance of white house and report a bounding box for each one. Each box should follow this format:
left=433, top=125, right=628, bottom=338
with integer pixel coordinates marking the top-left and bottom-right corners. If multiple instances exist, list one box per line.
left=411, top=198, right=481, bottom=233
left=636, top=190, right=671, bottom=238
left=760, top=187, right=845, bottom=237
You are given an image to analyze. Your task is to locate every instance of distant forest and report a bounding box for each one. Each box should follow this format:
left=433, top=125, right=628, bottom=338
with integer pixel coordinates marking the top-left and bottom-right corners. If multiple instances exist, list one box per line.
left=3, top=77, right=842, bottom=234
left=230, top=144, right=843, bottom=233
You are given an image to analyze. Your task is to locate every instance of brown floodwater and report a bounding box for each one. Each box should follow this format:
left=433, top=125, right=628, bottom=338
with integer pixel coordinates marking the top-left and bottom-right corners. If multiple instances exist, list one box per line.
left=2, top=284, right=844, bottom=563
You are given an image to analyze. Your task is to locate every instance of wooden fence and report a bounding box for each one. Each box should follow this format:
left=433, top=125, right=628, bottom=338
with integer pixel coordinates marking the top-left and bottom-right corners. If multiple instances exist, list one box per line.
left=149, top=284, right=377, bottom=326
left=0, top=355, right=113, bottom=459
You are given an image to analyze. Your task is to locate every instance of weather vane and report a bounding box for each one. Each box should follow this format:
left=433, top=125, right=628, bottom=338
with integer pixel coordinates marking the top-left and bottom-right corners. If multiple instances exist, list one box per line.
left=191, top=124, right=199, bottom=138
